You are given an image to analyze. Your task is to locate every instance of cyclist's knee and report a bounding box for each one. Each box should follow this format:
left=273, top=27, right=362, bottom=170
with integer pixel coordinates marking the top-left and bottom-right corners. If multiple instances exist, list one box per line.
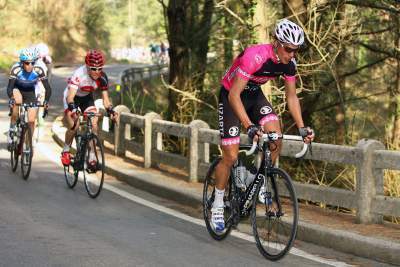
left=221, top=151, right=238, bottom=167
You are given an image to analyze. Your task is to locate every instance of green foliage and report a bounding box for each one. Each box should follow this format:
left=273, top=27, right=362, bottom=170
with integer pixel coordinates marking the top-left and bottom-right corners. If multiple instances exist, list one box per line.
left=82, top=0, right=110, bottom=52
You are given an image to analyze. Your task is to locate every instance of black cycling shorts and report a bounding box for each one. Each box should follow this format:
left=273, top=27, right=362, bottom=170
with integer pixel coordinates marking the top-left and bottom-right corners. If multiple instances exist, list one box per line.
left=74, top=93, right=95, bottom=113
left=18, top=90, right=37, bottom=104
left=218, top=86, right=278, bottom=146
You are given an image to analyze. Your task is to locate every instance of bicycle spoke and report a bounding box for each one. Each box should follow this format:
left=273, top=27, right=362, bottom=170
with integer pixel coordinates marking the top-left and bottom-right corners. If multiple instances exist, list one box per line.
left=251, top=168, right=298, bottom=261
left=83, top=135, right=104, bottom=198
left=20, top=127, right=33, bottom=180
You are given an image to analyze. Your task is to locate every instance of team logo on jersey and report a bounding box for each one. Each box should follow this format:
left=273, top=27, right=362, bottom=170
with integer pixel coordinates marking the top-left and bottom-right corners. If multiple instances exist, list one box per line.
left=255, top=54, right=262, bottom=64
left=260, top=106, right=272, bottom=115
left=228, top=126, right=239, bottom=136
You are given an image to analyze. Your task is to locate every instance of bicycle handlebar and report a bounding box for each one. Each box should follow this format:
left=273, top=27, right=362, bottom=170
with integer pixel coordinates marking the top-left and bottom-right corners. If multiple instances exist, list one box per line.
left=8, top=102, right=47, bottom=117
left=245, top=134, right=309, bottom=158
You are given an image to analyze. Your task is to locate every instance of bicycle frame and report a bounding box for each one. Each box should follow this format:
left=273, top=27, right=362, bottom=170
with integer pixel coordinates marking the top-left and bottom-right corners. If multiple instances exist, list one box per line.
left=73, top=111, right=102, bottom=165
left=237, top=141, right=271, bottom=217
left=228, top=134, right=308, bottom=221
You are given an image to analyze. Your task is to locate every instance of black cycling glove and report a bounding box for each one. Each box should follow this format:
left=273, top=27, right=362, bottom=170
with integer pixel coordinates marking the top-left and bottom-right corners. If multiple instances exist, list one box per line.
left=247, top=125, right=260, bottom=141
left=299, top=127, right=313, bottom=140
left=106, top=106, right=115, bottom=116
left=67, top=102, right=78, bottom=113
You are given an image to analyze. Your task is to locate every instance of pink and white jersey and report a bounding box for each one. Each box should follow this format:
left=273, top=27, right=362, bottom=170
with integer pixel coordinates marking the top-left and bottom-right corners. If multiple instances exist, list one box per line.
left=221, top=44, right=296, bottom=90
left=65, top=65, right=108, bottom=97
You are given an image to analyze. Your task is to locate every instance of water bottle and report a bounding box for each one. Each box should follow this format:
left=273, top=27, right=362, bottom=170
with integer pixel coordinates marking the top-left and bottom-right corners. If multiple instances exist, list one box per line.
left=245, top=166, right=257, bottom=187
left=234, top=160, right=247, bottom=190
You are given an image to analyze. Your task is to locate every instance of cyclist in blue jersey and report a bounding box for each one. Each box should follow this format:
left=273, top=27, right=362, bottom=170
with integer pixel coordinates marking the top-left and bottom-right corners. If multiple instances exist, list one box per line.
left=6, top=47, right=52, bottom=150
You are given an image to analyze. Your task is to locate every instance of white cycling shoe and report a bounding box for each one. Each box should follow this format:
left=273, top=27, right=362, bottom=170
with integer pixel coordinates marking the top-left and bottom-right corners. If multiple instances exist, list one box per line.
left=211, top=207, right=225, bottom=233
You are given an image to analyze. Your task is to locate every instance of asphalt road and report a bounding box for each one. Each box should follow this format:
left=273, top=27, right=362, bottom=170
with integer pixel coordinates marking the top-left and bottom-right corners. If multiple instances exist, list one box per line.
left=0, top=65, right=393, bottom=267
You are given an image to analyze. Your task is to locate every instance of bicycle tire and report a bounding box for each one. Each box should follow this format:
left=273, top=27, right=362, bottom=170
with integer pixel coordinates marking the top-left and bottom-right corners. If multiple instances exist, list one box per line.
left=10, top=130, right=19, bottom=172
left=20, top=126, right=33, bottom=180
left=83, top=135, right=104, bottom=198
left=203, top=157, right=233, bottom=240
left=64, top=165, right=79, bottom=188
left=251, top=167, right=298, bottom=261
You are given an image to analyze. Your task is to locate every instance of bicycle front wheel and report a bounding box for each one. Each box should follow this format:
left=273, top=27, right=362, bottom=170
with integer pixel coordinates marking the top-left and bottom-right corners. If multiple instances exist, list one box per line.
left=10, top=139, right=19, bottom=172
left=20, top=126, right=33, bottom=180
left=251, top=167, right=298, bottom=261
left=83, top=135, right=105, bottom=198
left=64, top=164, right=79, bottom=189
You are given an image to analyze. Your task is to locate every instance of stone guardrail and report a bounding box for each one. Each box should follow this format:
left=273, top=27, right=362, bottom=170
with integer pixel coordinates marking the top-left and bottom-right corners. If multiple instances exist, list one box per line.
left=96, top=106, right=400, bottom=225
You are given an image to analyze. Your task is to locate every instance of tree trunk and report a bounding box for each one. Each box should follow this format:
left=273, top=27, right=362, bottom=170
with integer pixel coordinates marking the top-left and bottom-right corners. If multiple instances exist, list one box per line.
left=333, top=1, right=347, bottom=144
left=391, top=14, right=400, bottom=148
left=166, top=0, right=190, bottom=120
left=191, top=0, right=214, bottom=93
left=282, top=0, right=306, bottom=24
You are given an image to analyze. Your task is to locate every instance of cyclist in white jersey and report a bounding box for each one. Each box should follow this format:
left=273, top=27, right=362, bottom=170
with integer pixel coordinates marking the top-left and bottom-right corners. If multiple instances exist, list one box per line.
left=60, top=49, right=118, bottom=167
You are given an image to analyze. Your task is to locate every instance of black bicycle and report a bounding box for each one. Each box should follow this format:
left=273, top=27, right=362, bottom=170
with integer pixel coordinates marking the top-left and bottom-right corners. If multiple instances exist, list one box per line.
left=63, top=111, right=105, bottom=198
left=9, top=103, right=47, bottom=180
left=203, top=132, right=310, bottom=261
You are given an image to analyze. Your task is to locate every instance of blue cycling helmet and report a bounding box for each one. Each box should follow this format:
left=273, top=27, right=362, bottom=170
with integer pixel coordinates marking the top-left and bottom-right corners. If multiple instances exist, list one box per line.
left=19, top=47, right=38, bottom=62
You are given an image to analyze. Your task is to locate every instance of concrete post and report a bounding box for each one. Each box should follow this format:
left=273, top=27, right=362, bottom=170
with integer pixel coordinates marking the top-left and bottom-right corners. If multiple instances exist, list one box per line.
left=355, top=139, right=385, bottom=224
left=144, top=112, right=162, bottom=168
left=189, top=120, right=210, bottom=182
left=113, top=105, right=130, bottom=156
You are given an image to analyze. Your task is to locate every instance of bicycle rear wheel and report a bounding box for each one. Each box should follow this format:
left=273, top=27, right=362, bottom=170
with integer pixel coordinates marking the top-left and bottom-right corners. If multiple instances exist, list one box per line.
left=251, top=167, right=298, bottom=261
left=20, top=126, right=33, bottom=180
left=83, top=135, right=104, bottom=198
left=203, top=157, right=233, bottom=240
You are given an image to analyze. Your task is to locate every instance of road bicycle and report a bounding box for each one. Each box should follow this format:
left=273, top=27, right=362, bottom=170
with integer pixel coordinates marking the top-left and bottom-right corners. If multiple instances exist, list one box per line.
left=9, top=102, right=47, bottom=180
left=63, top=110, right=105, bottom=198
left=203, top=132, right=310, bottom=261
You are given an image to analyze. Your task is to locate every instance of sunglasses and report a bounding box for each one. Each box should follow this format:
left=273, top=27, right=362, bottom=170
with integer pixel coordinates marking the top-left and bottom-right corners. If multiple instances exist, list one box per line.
left=280, top=43, right=299, bottom=53
left=89, top=67, right=103, bottom=72
left=23, top=61, right=35, bottom=65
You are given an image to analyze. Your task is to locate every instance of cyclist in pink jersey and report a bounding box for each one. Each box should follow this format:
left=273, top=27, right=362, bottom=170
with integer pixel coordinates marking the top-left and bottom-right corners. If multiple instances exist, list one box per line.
left=211, top=19, right=315, bottom=232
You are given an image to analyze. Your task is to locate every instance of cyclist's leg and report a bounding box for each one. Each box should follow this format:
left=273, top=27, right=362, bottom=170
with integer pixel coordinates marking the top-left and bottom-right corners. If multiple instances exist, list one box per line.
left=35, top=81, right=45, bottom=125
left=10, top=89, right=22, bottom=124
left=214, top=87, right=241, bottom=193
left=61, top=91, right=80, bottom=165
left=251, top=90, right=282, bottom=164
left=19, top=91, right=38, bottom=134
left=251, top=91, right=282, bottom=205
left=81, top=97, right=98, bottom=166
left=8, top=89, right=22, bottom=148
left=211, top=87, right=241, bottom=231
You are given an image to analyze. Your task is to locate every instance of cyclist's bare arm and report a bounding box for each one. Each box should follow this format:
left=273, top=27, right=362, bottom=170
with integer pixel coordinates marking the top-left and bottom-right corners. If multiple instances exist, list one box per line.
left=101, top=90, right=112, bottom=109
left=228, top=75, right=253, bottom=129
left=285, top=81, right=304, bottom=128
left=285, top=81, right=314, bottom=143
left=66, top=86, right=78, bottom=104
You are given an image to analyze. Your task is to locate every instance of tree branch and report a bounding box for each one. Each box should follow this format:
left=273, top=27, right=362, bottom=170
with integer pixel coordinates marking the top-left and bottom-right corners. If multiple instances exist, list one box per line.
left=323, top=56, right=389, bottom=86
left=315, top=91, right=388, bottom=113
left=357, top=42, right=400, bottom=59
left=344, top=0, right=400, bottom=13
left=353, top=27, right=393, bottom=36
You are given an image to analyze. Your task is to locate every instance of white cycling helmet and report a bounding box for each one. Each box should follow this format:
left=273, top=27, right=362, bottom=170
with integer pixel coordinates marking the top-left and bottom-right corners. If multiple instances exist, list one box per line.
left=35, top=43, right=50, bottom=58
left=275, top=19, right=304, bottom=46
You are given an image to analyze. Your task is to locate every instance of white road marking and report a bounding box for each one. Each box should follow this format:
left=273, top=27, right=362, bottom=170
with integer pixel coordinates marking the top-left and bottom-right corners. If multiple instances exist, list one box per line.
left=36, top=141, right=354, bottom=267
